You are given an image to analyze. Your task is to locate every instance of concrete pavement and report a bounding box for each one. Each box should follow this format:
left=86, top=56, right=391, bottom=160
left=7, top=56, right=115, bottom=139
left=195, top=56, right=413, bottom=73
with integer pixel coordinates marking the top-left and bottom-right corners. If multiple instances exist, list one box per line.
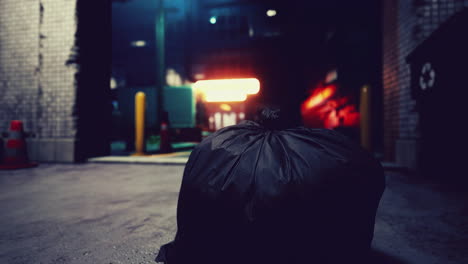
left=0, top=164, right=183, bottom=264
left=88, top=151, right=191, bottom=165
left=0, top=164, right=467, bottom=264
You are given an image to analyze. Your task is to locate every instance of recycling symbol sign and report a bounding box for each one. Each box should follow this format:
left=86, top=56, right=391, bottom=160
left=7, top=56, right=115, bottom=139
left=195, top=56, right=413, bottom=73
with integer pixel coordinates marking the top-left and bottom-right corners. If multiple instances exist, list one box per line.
left=419, top=62, right=435, bottom=91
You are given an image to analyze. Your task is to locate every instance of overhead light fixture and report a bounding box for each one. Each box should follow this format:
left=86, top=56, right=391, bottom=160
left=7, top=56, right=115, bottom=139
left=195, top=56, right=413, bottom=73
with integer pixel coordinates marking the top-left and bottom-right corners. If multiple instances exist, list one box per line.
left=266, top=9, right=277, bottom=17
left=110, top=77, right=117, bottom=89
left=131, top=40, right=146, bottom=47
left=210, top=16, right=217, bottom=24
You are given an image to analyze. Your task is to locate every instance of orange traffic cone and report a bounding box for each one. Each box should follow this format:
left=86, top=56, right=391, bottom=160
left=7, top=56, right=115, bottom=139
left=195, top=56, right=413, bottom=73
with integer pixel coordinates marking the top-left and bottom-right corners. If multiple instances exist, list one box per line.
left=0, top=120, right=37, bottom=170
left=159, top=121, right=173, bottom=154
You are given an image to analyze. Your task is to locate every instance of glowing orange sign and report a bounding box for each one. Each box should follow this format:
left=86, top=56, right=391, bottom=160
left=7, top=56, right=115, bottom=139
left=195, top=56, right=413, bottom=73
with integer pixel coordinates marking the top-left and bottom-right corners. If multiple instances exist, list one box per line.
left=194, top=78, right=260, bottom=102
left=303, top=85, right=336, bottom=110
left=301, top=84, right=360, bottom=129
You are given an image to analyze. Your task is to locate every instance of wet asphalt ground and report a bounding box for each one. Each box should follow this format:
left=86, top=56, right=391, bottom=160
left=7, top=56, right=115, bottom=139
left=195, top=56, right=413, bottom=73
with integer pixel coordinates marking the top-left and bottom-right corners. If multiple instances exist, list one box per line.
left=0, top=164, right=467, bottom=264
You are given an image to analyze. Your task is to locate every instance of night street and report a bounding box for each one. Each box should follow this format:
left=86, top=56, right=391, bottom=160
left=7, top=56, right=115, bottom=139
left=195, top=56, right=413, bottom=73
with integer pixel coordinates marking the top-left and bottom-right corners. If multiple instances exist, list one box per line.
left=0, top=164, right=467, bottom=264
left=2, top=0, right=468, bottom=263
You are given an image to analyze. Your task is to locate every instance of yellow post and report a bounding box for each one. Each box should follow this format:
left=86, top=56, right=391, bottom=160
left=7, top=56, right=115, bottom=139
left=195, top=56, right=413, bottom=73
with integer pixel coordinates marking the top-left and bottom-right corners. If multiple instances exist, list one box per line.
left=134, top=91, right=146, bottom=156
left=360, top=85, right=372, bottom=151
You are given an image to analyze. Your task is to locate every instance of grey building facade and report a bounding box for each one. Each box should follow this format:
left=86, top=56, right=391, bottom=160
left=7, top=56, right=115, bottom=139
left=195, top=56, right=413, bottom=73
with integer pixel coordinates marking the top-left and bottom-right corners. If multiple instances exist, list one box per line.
left=382, top=0, right=468, bottom=173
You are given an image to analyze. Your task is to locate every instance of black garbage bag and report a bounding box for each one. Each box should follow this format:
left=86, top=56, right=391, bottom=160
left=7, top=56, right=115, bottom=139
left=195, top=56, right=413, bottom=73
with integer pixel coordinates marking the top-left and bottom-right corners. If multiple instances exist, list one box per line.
left=156, top=109, right=385, bottom=264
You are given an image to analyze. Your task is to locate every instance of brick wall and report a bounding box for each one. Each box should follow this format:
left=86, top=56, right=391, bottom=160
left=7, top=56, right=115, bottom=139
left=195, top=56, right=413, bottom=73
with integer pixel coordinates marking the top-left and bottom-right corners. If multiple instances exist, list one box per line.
left=39, top=0, right=77, bottom=138
left=382, top=0, right=400, bottom=162
left=0, top=1, right=41, bottom=135
left=382, top=0, right=468, bottom=167
left=0, top=0, right=78, bottom=161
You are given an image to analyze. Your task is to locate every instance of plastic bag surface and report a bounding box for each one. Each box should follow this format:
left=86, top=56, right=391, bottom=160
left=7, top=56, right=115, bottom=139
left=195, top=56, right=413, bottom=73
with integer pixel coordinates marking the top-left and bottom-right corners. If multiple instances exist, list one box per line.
left=156, top=119, right=385, bottom=264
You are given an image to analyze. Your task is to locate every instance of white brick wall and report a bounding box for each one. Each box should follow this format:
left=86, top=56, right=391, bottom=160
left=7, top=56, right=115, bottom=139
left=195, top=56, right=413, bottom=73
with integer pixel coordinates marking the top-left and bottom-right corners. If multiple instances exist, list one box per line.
left=39, top=0, right=77, bottom=138
left=0, top=0, right=77, bottom=138
left=0, top=0, right=40, bottom=134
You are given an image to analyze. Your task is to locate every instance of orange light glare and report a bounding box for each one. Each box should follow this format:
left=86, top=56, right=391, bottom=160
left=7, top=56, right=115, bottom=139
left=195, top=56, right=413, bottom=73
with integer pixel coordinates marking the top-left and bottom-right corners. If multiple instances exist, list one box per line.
left=304, top=85, right=336, bottom=110
left=204, top=90, right=247, bottom=102
left=194, top=78, right=260, bottom=102
left=219, top=104, right=232, bottom=111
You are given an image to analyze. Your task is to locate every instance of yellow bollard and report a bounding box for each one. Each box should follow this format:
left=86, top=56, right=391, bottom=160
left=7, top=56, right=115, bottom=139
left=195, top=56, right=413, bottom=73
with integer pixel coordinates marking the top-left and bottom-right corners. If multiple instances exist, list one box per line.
left=360, top=85, right=372, bottom=151
left=134, top=91, right=146, bottom=156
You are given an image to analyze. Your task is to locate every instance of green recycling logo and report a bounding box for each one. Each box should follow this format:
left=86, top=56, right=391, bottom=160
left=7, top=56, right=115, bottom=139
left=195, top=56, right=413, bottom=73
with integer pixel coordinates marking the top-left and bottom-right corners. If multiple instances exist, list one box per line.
left=419, top=62, right=435, bottom=91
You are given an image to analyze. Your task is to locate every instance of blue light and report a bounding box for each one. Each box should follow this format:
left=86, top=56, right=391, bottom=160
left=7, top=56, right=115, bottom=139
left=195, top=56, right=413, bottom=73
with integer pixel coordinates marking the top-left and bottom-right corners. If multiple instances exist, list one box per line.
left=210, top=16, right=217, bottom=24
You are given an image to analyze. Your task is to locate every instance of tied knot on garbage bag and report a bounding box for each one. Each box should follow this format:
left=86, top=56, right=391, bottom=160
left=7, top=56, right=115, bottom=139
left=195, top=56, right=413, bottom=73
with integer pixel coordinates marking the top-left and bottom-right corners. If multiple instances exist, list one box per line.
left=155, top=108, right=385, bottom=264
left=254, top=106, right=301, bottom=130
left=255, top=107, right=284, bottom=130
